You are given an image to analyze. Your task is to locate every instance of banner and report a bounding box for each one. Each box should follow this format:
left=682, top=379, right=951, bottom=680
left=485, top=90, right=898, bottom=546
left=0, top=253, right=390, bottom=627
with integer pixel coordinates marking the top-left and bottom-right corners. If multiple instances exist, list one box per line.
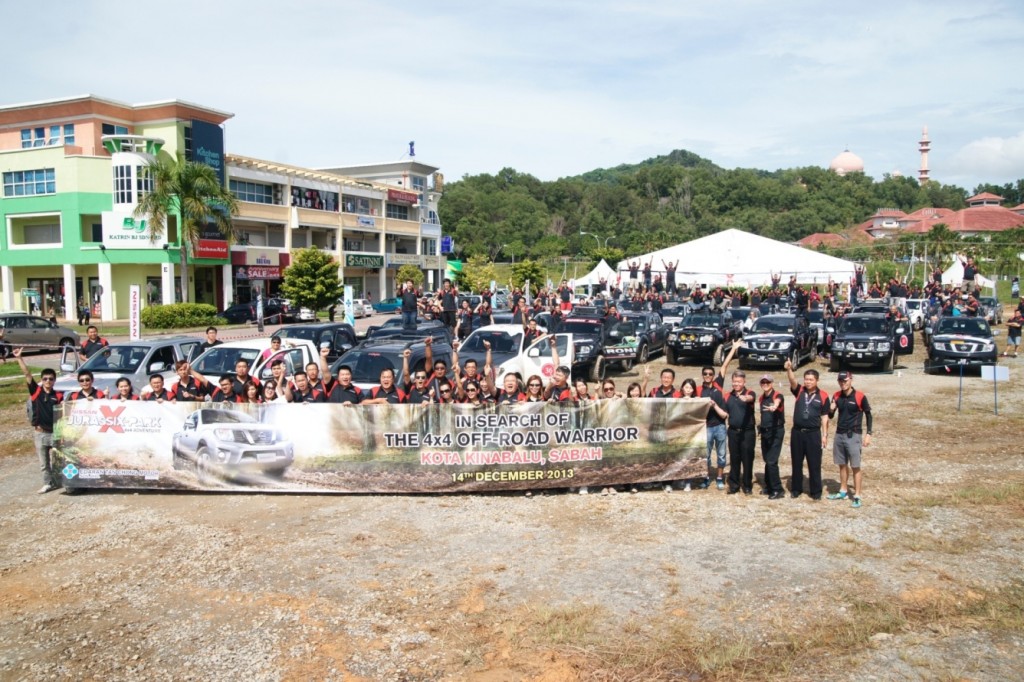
left=52, top=399, right=710, bottom=494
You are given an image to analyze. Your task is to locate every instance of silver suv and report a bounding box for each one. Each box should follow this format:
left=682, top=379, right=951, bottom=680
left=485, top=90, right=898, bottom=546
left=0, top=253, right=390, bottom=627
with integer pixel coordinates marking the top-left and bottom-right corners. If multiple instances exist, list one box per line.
left=55, top=336, right=202, bottom=396
left=0, top=314, right=79, bottom=352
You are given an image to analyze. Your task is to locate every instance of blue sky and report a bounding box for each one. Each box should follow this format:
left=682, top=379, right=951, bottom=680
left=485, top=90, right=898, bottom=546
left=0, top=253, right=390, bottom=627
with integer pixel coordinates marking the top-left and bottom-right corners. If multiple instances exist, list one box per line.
left=6, top=0, right=1023, bottom=192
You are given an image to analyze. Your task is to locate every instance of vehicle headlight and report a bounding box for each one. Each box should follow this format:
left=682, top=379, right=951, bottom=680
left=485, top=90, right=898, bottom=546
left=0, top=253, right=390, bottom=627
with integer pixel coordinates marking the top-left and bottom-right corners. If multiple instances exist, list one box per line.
left=832, top=342, right=845, bottom=351
left=699, top=335, right=714, bottom=343
left=668, top=333, right=677, bottom=342
left=579, top=345, right=593, bottom=355
left=982, top=343, right=995, bottom=352
left=877, top=342, right=891, bottom=352
left=214, top=428, right=235, bottom=440
left=777, top=341, right=792, bottom=350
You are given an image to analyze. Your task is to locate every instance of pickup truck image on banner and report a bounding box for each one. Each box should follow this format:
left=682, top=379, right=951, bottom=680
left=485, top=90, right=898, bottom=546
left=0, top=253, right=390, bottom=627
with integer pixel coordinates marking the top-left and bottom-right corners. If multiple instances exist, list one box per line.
left=52, top=400, right=711, bottom=493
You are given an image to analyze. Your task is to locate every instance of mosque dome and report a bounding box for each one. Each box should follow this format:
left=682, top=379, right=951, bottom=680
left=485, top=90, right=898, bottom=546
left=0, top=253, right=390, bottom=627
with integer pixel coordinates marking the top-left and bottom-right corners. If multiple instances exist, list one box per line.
left=829, top=149, right=864, bottom=176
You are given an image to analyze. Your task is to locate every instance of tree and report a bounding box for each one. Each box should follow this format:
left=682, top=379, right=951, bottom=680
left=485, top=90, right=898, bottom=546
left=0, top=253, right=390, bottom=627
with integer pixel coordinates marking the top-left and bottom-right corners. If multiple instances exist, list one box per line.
left=136, top=156, right=238, bottom=303
left=459, top=255, right=498, bottom=293
left=395, top=264, right=424, bottom=289
left=925, top=223, right=959, bottom=268
left=280, top=248, right=344, bottom=312
left=511, top=259, right=544, bottom=295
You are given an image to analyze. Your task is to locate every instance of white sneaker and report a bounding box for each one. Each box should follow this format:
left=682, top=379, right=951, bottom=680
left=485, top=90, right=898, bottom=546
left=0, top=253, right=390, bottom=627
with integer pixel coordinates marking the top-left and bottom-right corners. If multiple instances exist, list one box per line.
left=37, top=484, right=56, bottom=495
left=578, top=486, right=589, bottom=495
left=663, top=484, right=673, bottom=493
left=683, top=482, right=692, bottom=491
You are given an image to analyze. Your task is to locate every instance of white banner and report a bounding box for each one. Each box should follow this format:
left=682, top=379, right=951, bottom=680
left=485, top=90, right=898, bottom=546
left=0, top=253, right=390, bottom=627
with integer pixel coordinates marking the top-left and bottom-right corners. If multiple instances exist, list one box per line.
left=129, top=285, right=141, bottom=341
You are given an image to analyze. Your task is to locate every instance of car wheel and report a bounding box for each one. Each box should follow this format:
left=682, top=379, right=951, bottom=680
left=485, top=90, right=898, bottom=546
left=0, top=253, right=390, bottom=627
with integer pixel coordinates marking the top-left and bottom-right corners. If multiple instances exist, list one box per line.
left=620, top=358, right=634, bottom=372
left=712, top=344, right=726, bottom=366
left=58, top=337, right=76, bottom=352
left=665, top=347, right=677, bottom=365
left=588, top=356, right=605, bottom=382
left=196, top=446, right=216, bottom=485
left=637, top=344, right=650, bottom=365
left=881, top=352, right=894, bottom=373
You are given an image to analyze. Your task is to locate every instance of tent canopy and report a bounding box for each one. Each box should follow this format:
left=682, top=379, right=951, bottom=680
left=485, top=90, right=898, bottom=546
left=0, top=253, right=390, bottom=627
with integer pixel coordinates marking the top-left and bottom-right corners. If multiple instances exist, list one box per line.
left=574, top=259, right=616, bottom=288
left=615, top=229, right=857, bottom=288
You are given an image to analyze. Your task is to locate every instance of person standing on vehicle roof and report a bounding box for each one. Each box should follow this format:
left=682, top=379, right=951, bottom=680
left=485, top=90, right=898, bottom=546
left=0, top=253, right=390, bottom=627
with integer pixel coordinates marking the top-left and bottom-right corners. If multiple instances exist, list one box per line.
left=827, top=371, right=871, bottom=508
left=785, top=359, right=830, bottom=499
left=401, top=280, right=420, bottom=331
left=439, top=279, right=458, bottom=335
left=16, top=348, right=63, bottom=494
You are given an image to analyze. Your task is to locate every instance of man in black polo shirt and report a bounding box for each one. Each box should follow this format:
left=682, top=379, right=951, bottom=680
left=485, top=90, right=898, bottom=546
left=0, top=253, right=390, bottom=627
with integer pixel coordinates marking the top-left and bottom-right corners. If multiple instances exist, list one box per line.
left=142, top=373, right=173, bottom=402
left=785, top=359, right=830, bottom=499
left=828, top=371, right=872, bottom=508
left=327, top=366, right=363, bottom=404
left=401, top=280, right=420, bottom=331
left=198, top=326, right=223, bottom=354
left=439, top=279, right=458, bottom=335
left=170, top=360, right=207, bottom=402
left=285, top=371, right=325, bottom=403
left=78, top=325, right=108, bottom=362
left=401, top=349, right=435, bottom=404
left=724, top=370, right=756, bottom=495
left=231, top=359, right=260, bottom=395
left=364, top=368, right=407, bottom=404
left=210, top=375, right=244, bottom=403
left=16, top=348, right=63, bottom=493
left=66, top=370, right=105, bottom=401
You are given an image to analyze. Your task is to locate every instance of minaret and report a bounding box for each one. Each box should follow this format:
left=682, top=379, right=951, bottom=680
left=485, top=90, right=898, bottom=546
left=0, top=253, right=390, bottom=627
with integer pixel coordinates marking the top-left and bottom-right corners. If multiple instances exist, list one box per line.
left=918, top=126, right=930, bottom=185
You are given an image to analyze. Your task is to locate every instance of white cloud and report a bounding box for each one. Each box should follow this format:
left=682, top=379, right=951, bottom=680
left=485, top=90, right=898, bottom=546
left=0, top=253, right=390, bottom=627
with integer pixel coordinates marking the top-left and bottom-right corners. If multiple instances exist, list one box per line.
left=951, top=131, right=1024, bottom=181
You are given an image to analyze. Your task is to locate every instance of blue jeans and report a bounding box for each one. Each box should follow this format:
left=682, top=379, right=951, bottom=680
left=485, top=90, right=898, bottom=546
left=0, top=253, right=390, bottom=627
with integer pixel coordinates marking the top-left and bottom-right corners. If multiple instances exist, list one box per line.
left=706, top=423, right=727, bottom=471
left=402, top=310, right=417, bottom=330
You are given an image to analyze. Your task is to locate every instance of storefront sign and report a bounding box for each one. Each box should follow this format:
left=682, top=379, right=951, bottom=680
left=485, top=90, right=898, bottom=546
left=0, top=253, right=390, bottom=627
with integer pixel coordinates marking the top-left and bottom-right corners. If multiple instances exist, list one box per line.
left=357, top=216, right=376, bottom=227
left=55, top=400, right=709, bottom=494
left=345, top=253, right=384, bottom=268
left=387, top=188, right=418, bottom=204
left=246, top=266, right=281, bottom=280
left=101, top=210, right=167, bottom=249
left=195, top=239, right=228, bottom=259
left=387, top=253, right=424, bottom=267
left=190, top=120, right=226, bottom=186
left=248, top=248, right=280, bottom=266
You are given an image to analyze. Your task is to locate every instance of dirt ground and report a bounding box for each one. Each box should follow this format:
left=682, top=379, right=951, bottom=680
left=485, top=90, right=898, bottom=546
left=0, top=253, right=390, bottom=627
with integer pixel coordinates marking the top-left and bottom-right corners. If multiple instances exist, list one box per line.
left=1, top=337, right=1022, bottom=681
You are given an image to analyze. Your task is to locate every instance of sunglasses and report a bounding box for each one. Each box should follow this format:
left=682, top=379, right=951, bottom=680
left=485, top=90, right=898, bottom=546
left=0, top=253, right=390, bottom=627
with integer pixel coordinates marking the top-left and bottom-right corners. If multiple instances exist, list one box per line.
left=41, top=377, right=55, bottom=382
left=414, top=375, right=427, bottom=380
left=603, top=387, right=615, bottom=392
left=702, top=372, right=715, bottom=376
left=78, top=378, right=92, bottom=383
left=440, top=389, right=452, bottom=394
left=528, top=383, right=542, bottom=388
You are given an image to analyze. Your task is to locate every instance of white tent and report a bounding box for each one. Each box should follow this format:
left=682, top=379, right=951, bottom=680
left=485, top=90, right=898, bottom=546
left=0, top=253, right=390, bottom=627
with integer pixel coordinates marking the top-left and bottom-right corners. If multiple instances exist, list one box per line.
left=615, top=228, right=857, bottom=288
left=941, top=255, right=995, bottom=290
left=574, top=259, right=616, bottom=289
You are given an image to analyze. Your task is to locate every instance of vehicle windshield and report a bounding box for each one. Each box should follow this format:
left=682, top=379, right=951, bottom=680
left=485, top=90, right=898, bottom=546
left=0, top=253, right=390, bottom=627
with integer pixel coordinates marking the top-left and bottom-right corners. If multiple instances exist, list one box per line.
left=681, top=314, right=722, bottom=327
left=803, top=311, right=824, bottom=324
left=906, top=300, right=921, bottom=310
left=935, top=318, right=991, bottom=336
left=749, top=318, right=795, bottom=334
left=560, top=321, right=604, bottom=335
left=334, top=351, right=399, bottom=383
left=192, top=347, right=262, bottom=376
left=79, top=344, right=150, bottom=373
left=838, top=316, right=889, bottom=335
left=624, top=317, right=649, bottom=331
left=979, top=297, right=998, bottom=306
left=463, top=331, right=522, bottom=354
left=200, top=409, right=256, bottom=424
left=277, top=328, right=318, bottom=342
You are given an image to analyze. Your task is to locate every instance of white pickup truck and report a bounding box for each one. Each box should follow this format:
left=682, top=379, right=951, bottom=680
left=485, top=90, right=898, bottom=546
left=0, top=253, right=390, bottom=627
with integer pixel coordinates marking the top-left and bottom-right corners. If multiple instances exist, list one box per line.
left=189, top=338, right=320, bottom=385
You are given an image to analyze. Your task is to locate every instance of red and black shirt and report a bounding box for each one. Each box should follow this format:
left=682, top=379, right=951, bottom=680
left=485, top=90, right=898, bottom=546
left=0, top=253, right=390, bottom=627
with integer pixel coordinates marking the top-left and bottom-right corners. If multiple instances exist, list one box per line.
left=28, top=379, right=63, bottom=431
left=80, top=337, right=109, bottom=359
left=67, top=388, right=106, bottom=401
left=171, top=376, right=207, bottom=402
left=724, top=388, right=756, bottom=430
left=328, top=383, right=363, bottom=404
left=649, top=386, right=681, bottom=398
left=791, top=386, right=830, bottom=430
left=142, top=388, right=173, bottom=401
left=370, top=385, right=407, bottom=404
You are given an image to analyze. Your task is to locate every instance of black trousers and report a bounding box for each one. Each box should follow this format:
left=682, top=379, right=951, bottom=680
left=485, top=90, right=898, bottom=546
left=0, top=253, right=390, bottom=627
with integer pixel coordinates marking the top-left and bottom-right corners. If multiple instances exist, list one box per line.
left=790, top=428, right=822, bottom=496
left=727, top=428, right=755, bottom=492
left=760, top=429, right=784, bottom=494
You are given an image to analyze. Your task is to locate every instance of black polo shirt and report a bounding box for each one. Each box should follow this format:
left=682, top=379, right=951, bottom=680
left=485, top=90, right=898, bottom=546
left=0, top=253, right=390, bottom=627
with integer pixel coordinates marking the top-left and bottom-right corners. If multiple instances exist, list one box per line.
left=171, top=376, right=207, bottom=402
left=405, top=385, right=433, bottom=404
left=328, top=383, right=363, bottom=404
left=292, top=387, right=325, bottom=403
left=496, top=390, right=526, bottom=404
left=28, top=379, right=63, bottom=432
left=548, top=385, right=574, bottom=403
left=67, top=388, right=105, bottom=401
left=80, top=337, right=108, bottom=359
left=142, top=388, right=173, bottom=401
left=791, top=386, right=830, bottom=430
left=697, top=384, right=726, bottom=427
left=370, top=385, right=406, bottom=404
left=831, top=390, right=872, bottom=434
left=758, top=389, right=785, bottom=431
left=724, top=388, right=756, bottom=430
left=210, top=388, right=245, bottom=403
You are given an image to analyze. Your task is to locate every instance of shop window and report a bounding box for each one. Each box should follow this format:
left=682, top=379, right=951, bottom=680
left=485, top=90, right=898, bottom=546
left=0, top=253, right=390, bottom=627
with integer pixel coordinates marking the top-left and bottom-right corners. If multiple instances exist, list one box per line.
left=386, top=203, right=409, bottom=220
left=113, top=165, right=133, bottom=204
left=10, top=222, right=61, bottom=246
left=102, top=123, right=130, bottom=136
left=229, top=180, right=274, bottom=204
left=21, top=125, right=73, bottom=148
left=3, top=169, right=56, bottom=197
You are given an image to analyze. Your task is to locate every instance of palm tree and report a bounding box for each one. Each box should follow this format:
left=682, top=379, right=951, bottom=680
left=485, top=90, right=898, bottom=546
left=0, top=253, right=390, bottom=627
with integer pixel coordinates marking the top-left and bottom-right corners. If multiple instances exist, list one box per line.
left=925, top=222, right=958, bottom=270
left=135, top=156, right=238, bottom=303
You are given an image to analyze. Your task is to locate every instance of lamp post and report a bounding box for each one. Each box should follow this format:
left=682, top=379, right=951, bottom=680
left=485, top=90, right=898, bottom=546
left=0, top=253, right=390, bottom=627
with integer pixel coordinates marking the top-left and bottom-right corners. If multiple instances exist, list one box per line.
left=602, top=235, right=614, bottom=249
left=500, top=243, right=515, bottom=265
left=579, top=231, right=601, bottom=249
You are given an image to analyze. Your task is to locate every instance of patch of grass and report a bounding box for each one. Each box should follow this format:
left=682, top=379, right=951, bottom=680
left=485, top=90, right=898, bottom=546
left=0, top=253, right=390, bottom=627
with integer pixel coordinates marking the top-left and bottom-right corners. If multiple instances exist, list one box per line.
left=883, top=531, right=985, bottom=556
left=0, top=362, right=47, bottom=379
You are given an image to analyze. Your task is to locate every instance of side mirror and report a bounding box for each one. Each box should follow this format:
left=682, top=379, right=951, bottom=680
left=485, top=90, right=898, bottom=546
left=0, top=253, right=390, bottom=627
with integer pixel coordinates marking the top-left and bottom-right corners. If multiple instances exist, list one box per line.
left=149, top=362, right=167, bottom=373
left=60, top=363, right=76, bottom=373
left=527, top=348, right=540, bottom=358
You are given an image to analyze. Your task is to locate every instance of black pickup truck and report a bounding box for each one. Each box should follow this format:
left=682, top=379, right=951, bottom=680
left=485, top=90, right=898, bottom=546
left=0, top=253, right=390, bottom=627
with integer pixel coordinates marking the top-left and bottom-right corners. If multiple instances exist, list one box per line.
left=558, top=317, right=610, bottom=381
left=665, top=311, right=742, bottom=365
left=924, top=316, right=998, bottom=374
left=737, top=314, right=816, bottom=369
left=829, top=313, right=914, bottom=372
left=604, top=311, right=668, bottom=370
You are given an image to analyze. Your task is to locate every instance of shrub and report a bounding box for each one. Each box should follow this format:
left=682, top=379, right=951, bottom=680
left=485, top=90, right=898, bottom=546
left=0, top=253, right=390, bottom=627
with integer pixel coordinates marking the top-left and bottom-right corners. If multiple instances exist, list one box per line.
left=140, top=303, right=220, bottom=329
